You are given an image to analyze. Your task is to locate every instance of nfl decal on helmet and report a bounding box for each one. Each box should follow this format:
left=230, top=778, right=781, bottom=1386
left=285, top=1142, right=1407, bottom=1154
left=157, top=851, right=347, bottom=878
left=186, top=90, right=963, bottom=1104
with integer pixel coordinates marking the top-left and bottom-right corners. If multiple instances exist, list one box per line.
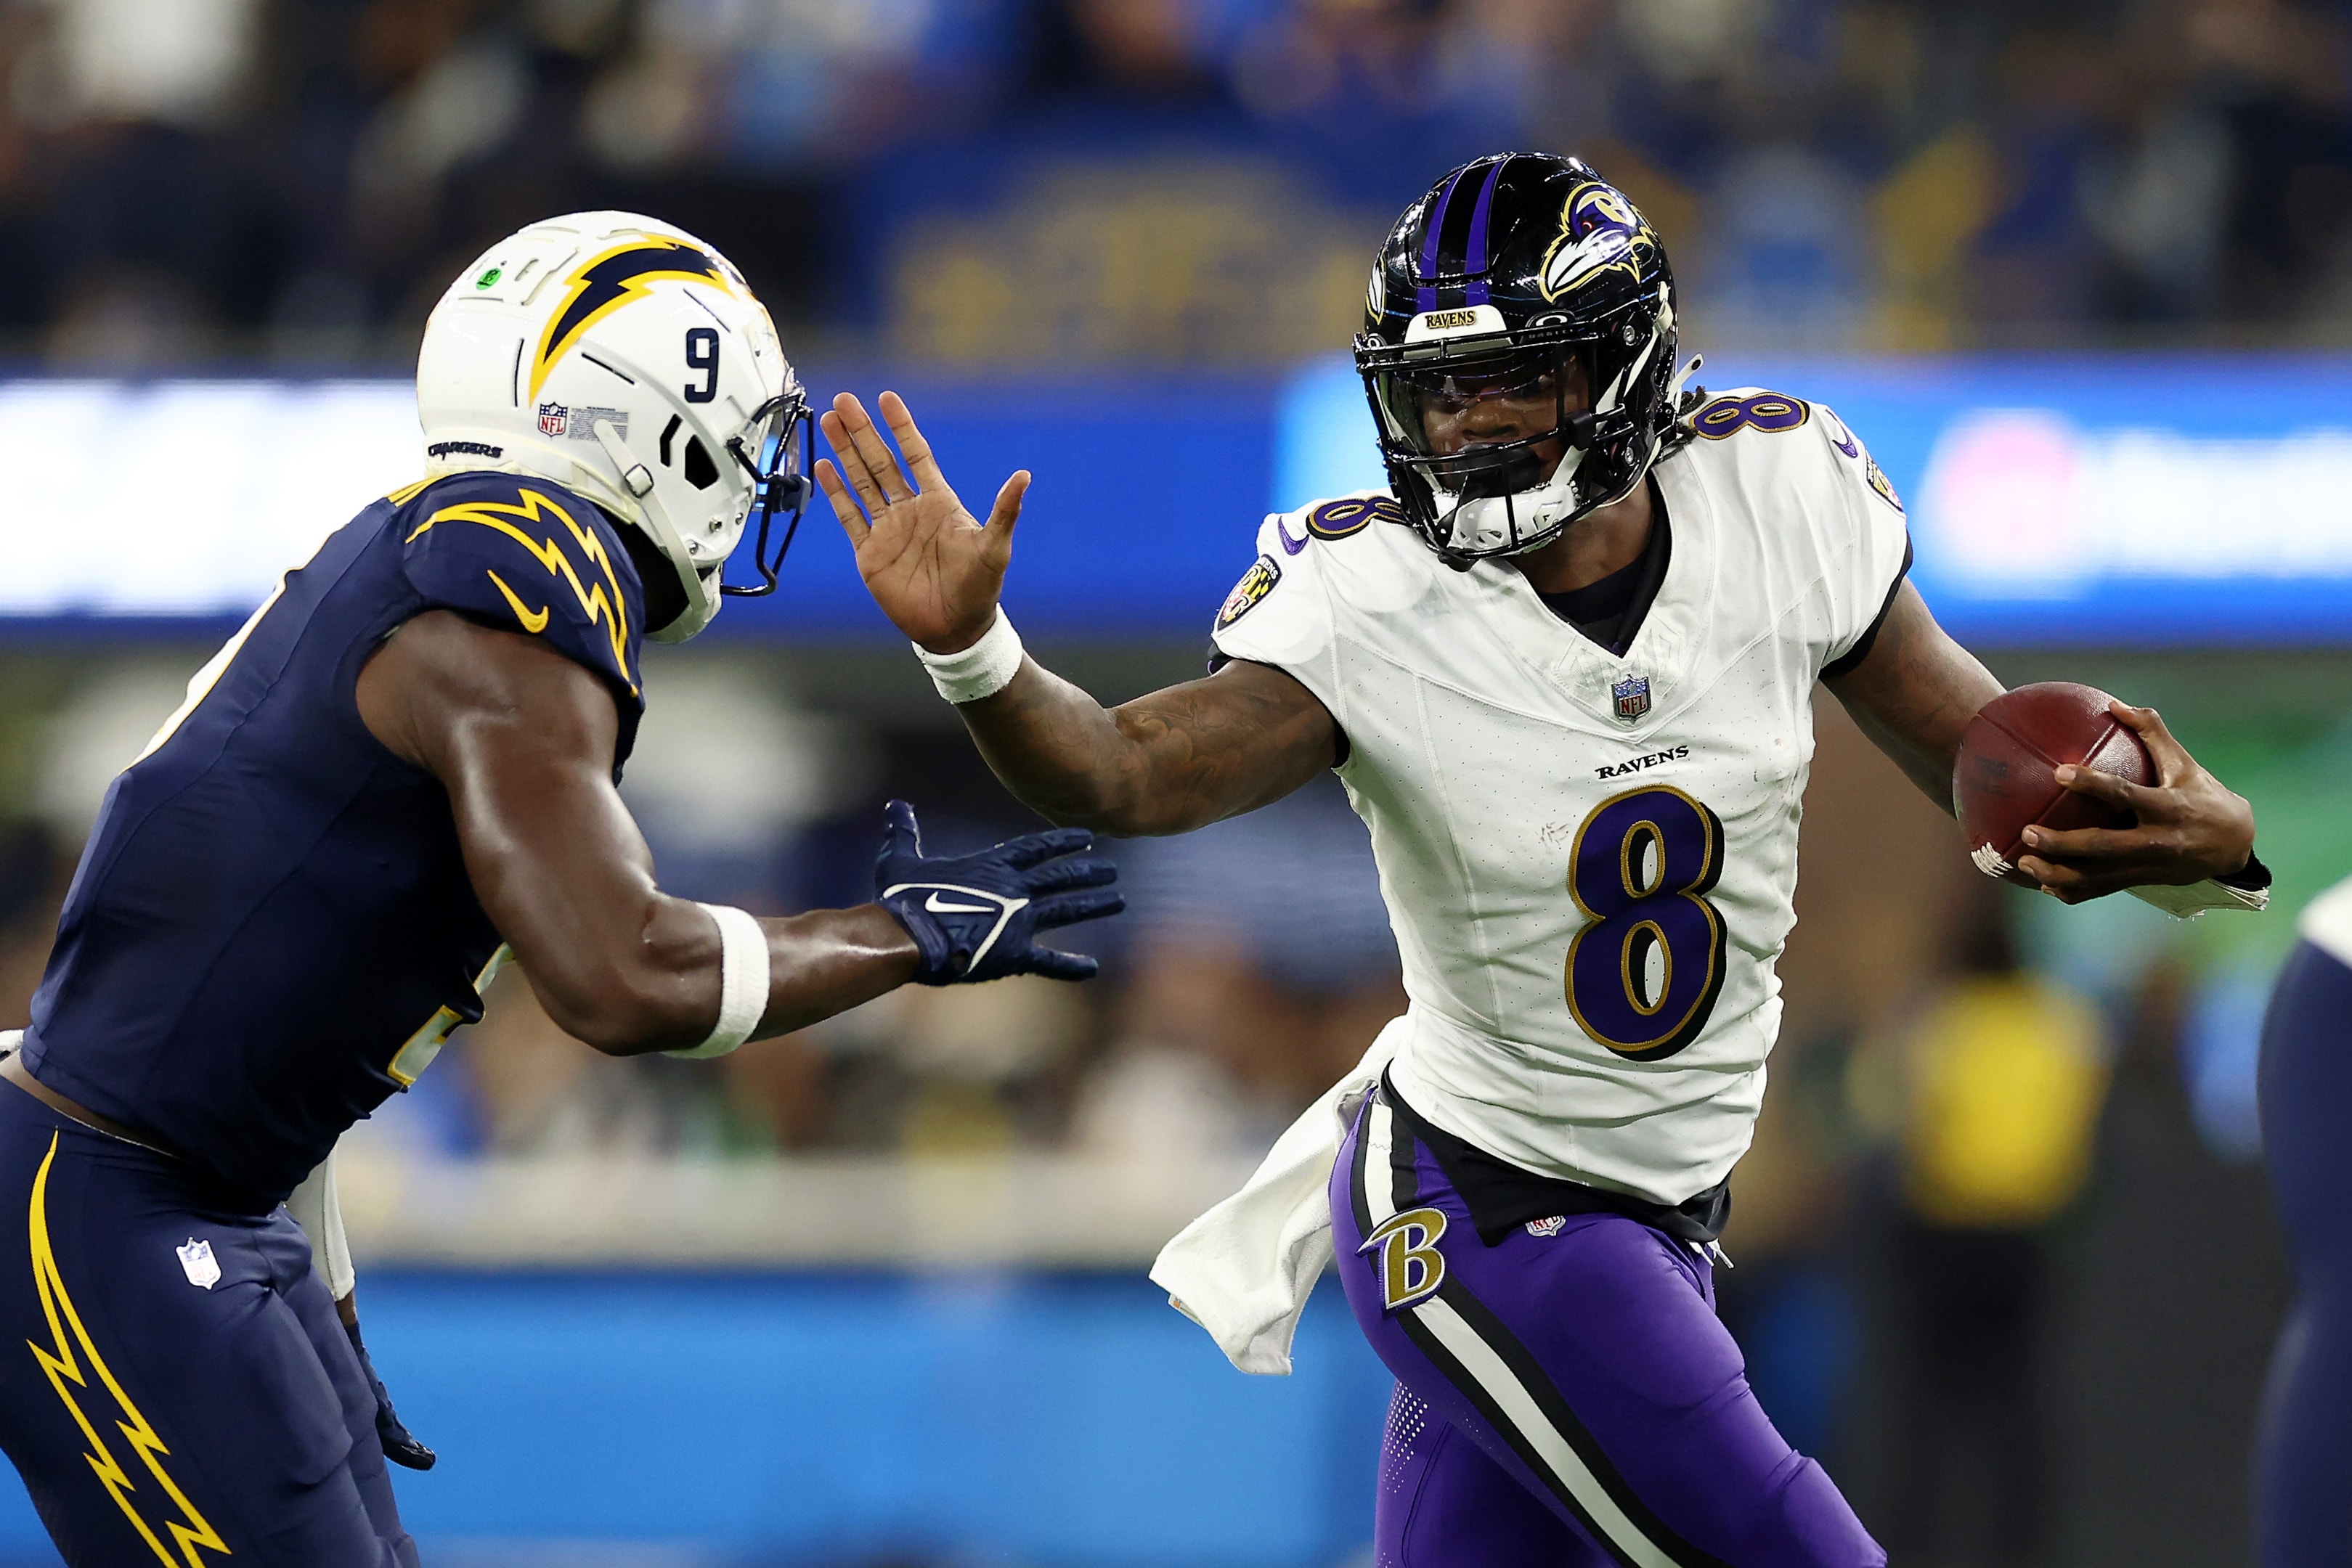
left=417, top=211, right=815, bottom=642
left=1354, top=153, right=1701, bottom=567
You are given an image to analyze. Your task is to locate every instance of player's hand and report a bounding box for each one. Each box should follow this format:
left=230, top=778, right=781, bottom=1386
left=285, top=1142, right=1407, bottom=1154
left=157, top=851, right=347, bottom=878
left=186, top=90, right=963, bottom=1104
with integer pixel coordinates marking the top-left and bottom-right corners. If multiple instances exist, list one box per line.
left=343, top=1316, right=436, bottom=1471
left=874, top=800, right=1122, bottom=984
left=817, top=391, right=1030, bottom=654
left=2013, top=701, right=2256, bottom=904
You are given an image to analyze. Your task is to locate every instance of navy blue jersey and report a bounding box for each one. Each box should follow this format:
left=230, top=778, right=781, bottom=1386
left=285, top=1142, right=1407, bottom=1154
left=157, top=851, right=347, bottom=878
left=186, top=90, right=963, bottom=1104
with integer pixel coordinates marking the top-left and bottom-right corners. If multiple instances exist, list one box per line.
left=21, top=471, right=646, bottom=1203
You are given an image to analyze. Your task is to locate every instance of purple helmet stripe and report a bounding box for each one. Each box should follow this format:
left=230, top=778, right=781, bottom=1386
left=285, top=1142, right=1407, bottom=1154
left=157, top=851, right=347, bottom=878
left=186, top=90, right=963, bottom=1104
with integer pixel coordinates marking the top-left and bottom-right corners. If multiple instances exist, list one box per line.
left=1415, top=166, right=1468, bottom=311
left=1463, top=158, right=1505, bottom=277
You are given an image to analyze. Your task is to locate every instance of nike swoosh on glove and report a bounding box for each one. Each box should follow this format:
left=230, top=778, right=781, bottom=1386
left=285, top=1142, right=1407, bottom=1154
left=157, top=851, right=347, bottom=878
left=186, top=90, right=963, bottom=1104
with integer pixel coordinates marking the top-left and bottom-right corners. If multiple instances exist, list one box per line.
left=875, top=799, right=1124, bottom=984
left=345, top=1319, right=436, bottom=1470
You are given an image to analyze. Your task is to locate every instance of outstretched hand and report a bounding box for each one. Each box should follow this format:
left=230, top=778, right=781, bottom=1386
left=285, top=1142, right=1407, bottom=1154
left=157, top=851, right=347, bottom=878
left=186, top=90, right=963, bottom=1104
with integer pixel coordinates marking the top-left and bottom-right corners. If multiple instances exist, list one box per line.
left=874, top=801, right=1123, bottom=984
left=817, top=391, right=1030, bottom=654
left=2013, top=701, right=2257, bottom=904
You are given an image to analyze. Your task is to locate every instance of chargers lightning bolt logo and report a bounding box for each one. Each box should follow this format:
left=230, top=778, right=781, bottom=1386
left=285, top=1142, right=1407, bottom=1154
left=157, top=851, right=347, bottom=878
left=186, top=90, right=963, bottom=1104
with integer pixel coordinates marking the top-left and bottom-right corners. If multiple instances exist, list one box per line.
left=532, top=240, right=733, bottom=401
left=407, top=486, right=638, bottom=693
left=25, top=1134, right=230, bottom=1564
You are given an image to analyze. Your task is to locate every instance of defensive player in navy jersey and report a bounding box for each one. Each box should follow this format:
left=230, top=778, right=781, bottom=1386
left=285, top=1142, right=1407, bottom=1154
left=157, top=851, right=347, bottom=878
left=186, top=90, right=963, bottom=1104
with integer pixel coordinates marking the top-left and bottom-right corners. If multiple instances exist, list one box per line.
left=0, top=212, right=1122, bottom=1567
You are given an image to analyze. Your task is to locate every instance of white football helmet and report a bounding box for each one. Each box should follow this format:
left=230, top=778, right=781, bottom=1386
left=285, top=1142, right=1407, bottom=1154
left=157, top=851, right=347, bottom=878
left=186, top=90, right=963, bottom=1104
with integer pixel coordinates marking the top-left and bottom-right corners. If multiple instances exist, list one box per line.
left=416, top=211, right=812, bottom=641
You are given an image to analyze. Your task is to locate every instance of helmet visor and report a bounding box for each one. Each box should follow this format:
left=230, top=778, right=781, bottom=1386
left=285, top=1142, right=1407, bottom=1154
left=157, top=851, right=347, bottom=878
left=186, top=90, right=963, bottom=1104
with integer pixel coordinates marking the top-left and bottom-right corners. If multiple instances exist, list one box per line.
left=1374, top=346, right=1578, bottom=456
left=1370, top=344, right=1586, bottom=495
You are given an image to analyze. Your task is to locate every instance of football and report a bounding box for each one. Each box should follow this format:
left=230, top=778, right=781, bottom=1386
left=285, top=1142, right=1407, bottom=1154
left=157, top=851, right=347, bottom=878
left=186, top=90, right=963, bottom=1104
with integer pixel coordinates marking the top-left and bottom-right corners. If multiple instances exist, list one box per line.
left=1953, top=682, right=2154, bottom=885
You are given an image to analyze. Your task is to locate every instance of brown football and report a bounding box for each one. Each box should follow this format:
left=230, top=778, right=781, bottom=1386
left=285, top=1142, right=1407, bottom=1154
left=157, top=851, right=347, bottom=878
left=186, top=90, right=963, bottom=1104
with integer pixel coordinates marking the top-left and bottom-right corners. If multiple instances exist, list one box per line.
left=1953, top=682, right=2154, bottom=886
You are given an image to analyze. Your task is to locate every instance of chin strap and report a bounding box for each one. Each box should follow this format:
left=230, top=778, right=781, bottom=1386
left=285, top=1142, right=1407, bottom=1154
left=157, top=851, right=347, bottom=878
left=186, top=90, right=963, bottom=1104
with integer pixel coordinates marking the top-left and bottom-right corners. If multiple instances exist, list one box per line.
left=590, top=417, right=655, bottom=499
left=1668, top=351, right=1705, bottom=409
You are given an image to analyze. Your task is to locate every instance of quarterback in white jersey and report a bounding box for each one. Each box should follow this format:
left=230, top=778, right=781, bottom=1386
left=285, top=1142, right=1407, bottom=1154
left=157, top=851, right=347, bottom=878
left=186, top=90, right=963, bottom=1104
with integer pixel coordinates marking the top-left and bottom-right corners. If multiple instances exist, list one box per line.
left=1210, top=393, right=1908, bottom=1206
left=818, top=153, right=2264, bottom=1568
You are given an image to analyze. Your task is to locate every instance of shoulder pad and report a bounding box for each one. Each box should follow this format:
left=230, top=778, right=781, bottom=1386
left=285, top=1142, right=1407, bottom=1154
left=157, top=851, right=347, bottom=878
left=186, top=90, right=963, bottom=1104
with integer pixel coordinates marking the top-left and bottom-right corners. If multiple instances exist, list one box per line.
left=396, top=473, right=646, bottom=704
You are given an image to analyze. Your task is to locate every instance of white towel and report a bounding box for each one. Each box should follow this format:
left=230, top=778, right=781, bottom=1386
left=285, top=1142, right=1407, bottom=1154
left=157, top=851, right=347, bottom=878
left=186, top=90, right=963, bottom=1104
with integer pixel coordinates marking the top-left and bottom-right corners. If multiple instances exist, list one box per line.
left=285, top=1149, right=356, bottom=1301
left=1148, top=1017, right=1404, bottom=1375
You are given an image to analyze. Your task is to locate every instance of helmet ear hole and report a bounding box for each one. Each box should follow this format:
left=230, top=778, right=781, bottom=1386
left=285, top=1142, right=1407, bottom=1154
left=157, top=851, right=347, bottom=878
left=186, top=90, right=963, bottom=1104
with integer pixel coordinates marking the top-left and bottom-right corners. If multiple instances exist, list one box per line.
left=683, top=435, right=719, bottom=490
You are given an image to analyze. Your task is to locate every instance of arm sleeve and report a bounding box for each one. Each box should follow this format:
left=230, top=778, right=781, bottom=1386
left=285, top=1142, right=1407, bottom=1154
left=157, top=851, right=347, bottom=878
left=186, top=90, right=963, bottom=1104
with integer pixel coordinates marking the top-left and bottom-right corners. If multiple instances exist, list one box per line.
left=396, top=474, right=646, bottom=709
left=1206, top=510, right=1346, bottom=716
left=1812, top=405, right=1916, bottom=677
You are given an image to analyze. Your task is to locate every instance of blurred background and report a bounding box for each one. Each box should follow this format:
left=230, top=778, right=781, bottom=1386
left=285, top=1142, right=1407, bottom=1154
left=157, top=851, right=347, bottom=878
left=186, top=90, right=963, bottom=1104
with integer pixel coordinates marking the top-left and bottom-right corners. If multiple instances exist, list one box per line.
left=1, top=0, right=2349, bottom=1563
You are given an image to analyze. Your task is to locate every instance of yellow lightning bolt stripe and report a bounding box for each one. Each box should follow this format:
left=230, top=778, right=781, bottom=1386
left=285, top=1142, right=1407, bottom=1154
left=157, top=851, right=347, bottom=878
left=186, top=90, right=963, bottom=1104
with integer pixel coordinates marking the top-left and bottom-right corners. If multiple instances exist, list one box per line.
left=384, top=478, right=434, bottom=507
left=407, top=486, right=636, bottom=693
left=529, top=238, right=736, bottom=404
left=24, top=1133, right=232, bottom=1567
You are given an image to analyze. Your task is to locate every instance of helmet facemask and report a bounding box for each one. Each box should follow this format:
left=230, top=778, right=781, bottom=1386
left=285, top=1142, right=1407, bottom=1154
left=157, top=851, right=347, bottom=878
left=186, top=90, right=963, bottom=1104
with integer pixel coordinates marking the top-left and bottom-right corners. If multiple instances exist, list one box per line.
left=718, top=385, right=816, bottom=599
left=1360, top=314, right=1667, bottom=568
left=593, top=380, right=814, bottom=638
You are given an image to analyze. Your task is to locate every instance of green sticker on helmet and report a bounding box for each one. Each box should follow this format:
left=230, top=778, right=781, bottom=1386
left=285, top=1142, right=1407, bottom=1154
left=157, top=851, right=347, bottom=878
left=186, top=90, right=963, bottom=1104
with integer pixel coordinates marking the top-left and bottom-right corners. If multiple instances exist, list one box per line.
left=474, top=266, right=502, bottom=290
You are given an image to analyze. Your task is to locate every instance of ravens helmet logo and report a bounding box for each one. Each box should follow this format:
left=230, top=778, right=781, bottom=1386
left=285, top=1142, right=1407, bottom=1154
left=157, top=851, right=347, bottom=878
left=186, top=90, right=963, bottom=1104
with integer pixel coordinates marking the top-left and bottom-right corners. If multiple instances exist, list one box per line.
left=1538, top=182, right=1655, bottom=303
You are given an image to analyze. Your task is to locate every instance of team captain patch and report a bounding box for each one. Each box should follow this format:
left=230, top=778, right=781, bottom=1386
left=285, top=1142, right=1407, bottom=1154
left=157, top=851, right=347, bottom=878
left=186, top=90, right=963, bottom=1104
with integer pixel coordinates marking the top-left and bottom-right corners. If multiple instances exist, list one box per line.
left=1216, top=555, right=1281, bottom=629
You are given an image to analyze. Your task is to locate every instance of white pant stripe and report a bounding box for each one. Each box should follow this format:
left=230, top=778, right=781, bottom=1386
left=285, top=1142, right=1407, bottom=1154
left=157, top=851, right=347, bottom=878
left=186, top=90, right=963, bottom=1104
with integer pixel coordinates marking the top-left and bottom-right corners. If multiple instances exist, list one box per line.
left=1355, top=1093, right=1686, bottom=1568
left=1362, top=1096, right=1401, bottom=1228
left=1410, top=1294, right=1683, bottom=1568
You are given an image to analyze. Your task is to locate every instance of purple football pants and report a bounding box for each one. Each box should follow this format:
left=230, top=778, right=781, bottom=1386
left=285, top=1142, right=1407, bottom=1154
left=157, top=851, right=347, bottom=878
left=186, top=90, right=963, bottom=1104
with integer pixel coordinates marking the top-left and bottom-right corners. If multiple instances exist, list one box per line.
left=1331, top=1087, right=1884, bottom=1568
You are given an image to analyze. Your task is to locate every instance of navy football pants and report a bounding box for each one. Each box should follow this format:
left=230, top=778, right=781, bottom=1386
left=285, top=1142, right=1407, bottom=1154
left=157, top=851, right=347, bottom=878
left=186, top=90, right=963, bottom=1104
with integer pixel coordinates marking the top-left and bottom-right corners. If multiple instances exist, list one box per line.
left=2258, top=939, right=2352, bottom=1568
left=0, top=1084, right=416, bottom=1566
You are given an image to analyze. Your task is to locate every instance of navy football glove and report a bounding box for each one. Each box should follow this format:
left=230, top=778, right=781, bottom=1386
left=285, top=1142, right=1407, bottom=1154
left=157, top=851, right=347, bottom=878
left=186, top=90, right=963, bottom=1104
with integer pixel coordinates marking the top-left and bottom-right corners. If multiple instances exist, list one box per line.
left=345, top=1319, right=436, bottom=1471
left=875, top=800, right=1123, bottom=984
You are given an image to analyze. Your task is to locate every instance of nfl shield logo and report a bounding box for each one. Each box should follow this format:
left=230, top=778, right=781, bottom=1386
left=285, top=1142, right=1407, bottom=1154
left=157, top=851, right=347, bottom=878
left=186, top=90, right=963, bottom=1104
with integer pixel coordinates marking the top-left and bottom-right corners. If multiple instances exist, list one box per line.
left=1612, top=674, right=1651, bottom=722
left=175, top=1236, right=220, bottom=1290
left=537, top=401, right=569, bottom=438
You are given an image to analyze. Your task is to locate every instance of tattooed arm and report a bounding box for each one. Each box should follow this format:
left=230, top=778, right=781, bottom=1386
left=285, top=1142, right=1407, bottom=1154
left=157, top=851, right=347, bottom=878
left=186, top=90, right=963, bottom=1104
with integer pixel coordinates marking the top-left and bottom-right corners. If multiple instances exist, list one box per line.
left=958, top=656, right=1338, bottom=836
left=814, top=387, right=1335, bottom=836
left=1820, top=582, right=2001, bottom=816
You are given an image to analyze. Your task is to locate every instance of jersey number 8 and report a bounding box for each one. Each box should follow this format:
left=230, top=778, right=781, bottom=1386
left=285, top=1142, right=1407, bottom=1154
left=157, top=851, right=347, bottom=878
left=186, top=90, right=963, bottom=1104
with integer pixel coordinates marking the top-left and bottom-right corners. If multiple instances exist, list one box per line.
left=1563, top=785, right=1727, bottom=1061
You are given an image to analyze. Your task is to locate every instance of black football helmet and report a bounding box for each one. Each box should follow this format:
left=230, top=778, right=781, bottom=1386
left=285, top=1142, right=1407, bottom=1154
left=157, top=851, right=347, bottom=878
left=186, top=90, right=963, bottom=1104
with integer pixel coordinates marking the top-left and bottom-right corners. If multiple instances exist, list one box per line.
left=1354, top=152, right=1691, bottom=566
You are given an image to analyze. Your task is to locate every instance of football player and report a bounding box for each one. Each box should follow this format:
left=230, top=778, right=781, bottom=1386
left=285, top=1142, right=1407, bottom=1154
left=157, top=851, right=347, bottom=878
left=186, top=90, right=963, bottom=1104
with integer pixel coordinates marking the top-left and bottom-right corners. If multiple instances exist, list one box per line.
left=818, top=155, right=2266, bottom=1567
left=2255, top=876, right=2352, bottom=1568
left=0, top=212, right=1120, bottom=1567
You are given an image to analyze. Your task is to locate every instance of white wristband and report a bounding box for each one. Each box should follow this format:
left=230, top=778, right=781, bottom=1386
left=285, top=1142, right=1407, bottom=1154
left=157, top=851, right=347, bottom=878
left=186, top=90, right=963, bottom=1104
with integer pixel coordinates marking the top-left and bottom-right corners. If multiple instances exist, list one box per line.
left=666, top=904, right=770, bottom=1059
left=913, top=610, right=1024, bottom=705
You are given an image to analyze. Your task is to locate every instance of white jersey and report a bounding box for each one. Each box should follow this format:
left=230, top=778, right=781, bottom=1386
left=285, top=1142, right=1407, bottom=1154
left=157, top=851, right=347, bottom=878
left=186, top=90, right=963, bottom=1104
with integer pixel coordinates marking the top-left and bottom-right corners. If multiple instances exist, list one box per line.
left=1209, top=388, right=1911, bottom=1205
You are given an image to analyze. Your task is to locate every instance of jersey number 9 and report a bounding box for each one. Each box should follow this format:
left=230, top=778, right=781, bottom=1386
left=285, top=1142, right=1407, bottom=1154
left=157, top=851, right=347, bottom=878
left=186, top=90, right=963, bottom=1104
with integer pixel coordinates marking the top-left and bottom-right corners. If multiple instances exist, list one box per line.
left=684, top=327, right=719, bottom=404
left=1563, top=785, right=1727, bottom=1061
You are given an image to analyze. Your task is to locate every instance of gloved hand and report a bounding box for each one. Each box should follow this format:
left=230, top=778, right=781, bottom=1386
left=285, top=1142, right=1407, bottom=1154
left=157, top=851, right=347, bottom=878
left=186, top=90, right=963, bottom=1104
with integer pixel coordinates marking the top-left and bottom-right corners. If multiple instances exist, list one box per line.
left=345, top=1318, right=436, bottom=1471
left=875, top=800, right=1123, bottom=984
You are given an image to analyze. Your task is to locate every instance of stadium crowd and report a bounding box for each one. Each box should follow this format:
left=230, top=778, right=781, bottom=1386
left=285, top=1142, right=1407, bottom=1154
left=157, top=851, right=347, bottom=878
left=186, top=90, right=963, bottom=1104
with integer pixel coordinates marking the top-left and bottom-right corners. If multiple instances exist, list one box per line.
left=0, top=0, right=2348, bottom=365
